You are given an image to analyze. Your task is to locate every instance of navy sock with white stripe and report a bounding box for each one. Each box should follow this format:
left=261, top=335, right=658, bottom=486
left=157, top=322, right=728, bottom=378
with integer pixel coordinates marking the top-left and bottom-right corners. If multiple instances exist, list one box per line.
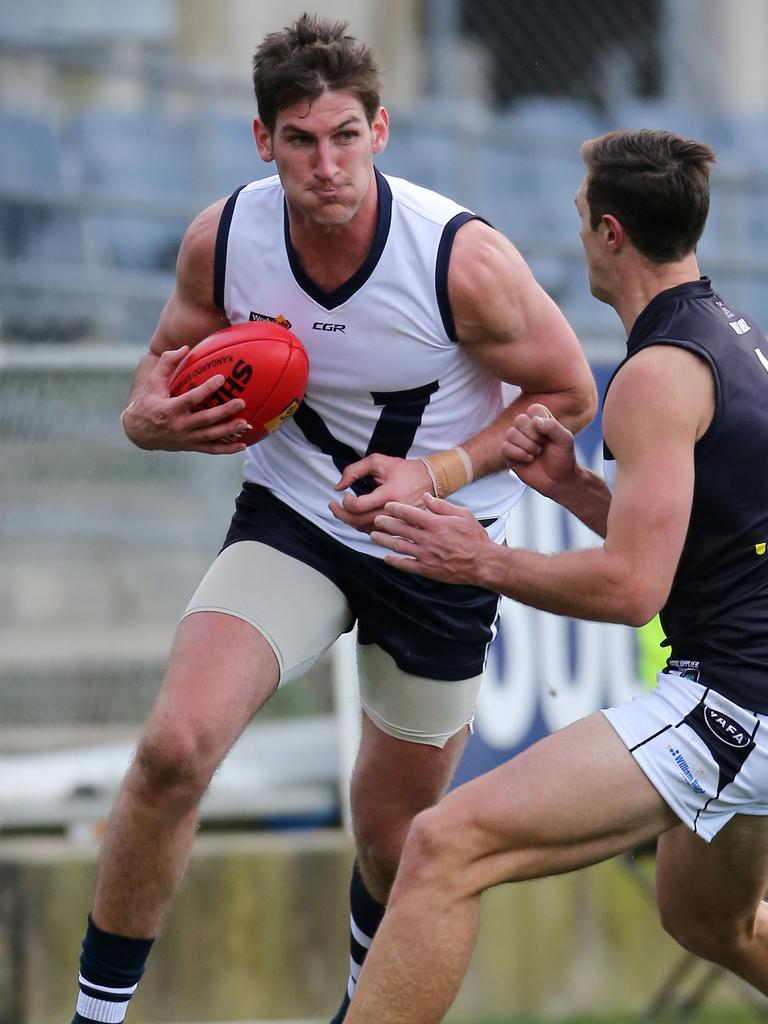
left=329, top=863, right=385, bottom=1023
left=71, top=915, right=154, bottom=1024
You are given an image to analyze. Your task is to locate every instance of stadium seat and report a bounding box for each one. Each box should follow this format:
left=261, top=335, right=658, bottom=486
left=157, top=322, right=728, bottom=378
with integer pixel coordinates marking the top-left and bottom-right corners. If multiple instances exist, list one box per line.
left=0, top=109, right=64, bottom=188
left=69, top=108, right=194, bottom=196
left=189, top=113, right=264, bottom=198
left=67, top=109, right=193, bottom=269
left=610, top=99, right=729, bottom=147
left=500, top=96, right=604, bottom=146
left=0, top=110, right=85, bottom=267
left=377, top=117, right=458, bottom=197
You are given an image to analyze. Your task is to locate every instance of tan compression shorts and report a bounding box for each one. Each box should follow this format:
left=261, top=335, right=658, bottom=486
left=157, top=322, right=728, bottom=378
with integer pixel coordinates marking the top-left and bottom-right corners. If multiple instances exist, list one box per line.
left=182, top=541, right=483, bottom=748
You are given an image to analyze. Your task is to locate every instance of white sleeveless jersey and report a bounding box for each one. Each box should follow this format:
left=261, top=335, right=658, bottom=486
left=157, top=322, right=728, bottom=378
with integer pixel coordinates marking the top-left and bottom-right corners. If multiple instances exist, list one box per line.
left=215, top=169, right=524, bottom=557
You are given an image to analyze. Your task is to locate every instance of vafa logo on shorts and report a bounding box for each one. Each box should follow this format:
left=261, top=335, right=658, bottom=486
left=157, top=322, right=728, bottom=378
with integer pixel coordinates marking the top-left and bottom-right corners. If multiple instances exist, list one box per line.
left=704, top=706, right=751, bottom=748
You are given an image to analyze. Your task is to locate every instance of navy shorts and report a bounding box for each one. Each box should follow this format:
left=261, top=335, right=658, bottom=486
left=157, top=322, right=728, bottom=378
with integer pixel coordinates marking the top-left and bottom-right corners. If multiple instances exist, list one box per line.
left=222, top=483, right=500, bottom=681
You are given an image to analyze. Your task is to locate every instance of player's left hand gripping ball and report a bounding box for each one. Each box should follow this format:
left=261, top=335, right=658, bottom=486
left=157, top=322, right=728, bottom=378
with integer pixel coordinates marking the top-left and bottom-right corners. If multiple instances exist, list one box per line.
left=169, top=322, right=309, bottom=445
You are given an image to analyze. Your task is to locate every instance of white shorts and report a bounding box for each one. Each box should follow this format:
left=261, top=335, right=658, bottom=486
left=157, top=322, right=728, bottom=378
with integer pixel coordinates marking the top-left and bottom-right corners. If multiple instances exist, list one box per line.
left=602, top=670, right=768, bottom=842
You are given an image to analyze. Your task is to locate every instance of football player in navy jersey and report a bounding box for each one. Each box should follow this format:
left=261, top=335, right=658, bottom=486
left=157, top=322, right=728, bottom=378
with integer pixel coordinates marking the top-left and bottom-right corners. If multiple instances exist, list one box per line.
left=356, top=128, right=768, bottom=1022
left=67, top=14, right=596, bottom=1024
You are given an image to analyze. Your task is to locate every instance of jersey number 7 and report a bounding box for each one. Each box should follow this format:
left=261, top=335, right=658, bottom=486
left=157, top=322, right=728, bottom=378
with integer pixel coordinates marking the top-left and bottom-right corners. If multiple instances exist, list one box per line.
left=293, top=380, right=440, bottom=495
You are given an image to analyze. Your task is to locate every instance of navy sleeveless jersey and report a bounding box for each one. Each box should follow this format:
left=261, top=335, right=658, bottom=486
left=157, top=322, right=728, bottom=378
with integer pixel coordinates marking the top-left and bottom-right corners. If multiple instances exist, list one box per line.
left=604, top=277, right=768, bottom=712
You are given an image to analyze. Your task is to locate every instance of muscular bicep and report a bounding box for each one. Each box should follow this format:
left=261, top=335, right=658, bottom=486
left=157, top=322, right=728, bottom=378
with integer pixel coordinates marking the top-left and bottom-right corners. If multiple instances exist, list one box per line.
left=604, top=423, right=694, bottom=616
left=149, top=198, right=230, bottom=358
left=601, top=346, right=714, bottom=620
left=448, top=220, right=596, bottom=430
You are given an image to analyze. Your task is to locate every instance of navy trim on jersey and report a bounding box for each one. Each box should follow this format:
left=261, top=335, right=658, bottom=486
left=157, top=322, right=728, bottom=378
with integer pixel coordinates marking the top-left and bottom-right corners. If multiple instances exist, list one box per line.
left=435, top=212, right=481, bottom=342
left=283, top=167, right=393, bottom=310
left=213, top=185, right=246, bottom=310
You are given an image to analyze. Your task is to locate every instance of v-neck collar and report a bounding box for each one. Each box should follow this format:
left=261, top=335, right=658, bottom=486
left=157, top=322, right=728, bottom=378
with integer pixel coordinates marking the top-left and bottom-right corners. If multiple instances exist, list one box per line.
left=283, top=167, right=393, bottom=310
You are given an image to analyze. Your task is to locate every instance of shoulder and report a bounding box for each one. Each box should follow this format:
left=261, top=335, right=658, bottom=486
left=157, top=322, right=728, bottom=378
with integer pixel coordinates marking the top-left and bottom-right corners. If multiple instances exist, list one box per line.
left=451, top=220, right=531, bottom=289
left=177, top=197, right=229, bottom=280
left=610, top=343, right=715, bottom=399
left=385, top=172, right=469, bottom=225
left=448, top=219, right=544, bottom=333
left=234, top=174, right=284, bottom=206
left=605, top=344, right=716, bottom=447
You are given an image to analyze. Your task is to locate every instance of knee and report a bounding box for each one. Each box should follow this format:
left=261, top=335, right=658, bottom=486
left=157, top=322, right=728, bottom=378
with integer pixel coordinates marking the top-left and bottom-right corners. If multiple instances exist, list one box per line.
left=353, top=806, right=410, bottom=891
left=354, top=800, right=464, bottom=895
left=129, top=726, right=216, bottom=809
left=659, top=902, right=756, bottom=968
left=393, top=806, right=472, bottom=899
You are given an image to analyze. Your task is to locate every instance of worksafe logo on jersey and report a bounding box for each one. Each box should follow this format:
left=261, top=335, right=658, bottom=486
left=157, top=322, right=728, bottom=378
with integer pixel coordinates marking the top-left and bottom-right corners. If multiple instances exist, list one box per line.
left=249, top=311, right=293, bottom=329
left=667, top=745, right=706, bottom=794
left=703, top=706, right=751, bottom=748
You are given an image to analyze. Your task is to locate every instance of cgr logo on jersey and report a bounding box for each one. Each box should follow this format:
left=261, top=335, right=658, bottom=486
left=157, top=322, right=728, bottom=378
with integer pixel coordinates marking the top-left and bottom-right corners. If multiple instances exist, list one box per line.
left=313, top=321, right=346, bottom=332
left=703, top=706, right=751, bottom=748
left=249, top=311, right=293, bottom=329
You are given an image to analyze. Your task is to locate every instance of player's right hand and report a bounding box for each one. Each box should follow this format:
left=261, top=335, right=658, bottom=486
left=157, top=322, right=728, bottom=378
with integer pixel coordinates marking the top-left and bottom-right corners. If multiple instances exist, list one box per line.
left=121, top=346, right=251, bottom=454
left=501, top=402, right=578, bottom=498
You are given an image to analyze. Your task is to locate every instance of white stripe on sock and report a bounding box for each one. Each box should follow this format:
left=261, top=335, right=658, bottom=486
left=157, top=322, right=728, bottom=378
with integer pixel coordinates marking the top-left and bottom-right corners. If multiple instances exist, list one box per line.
left=347, top=975, right=356, bottom=1001
left=349, top=955, right=362, bottom=982
left=349, top=914, right=372, bottom=950
left=78, top=974, right=138, bottom=996
left=76, top=992, right=131, bottom=1023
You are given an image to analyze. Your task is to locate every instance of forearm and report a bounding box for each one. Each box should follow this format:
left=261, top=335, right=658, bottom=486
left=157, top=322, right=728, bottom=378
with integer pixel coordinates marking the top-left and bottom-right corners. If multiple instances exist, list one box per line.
left=125, top=352, right=161, bottom=409
left=121, top=352, right=162, bottom=447
left=460, top=383, right=594, bottom=482
left=544, top=464, right=611, bottom=539
left=474, top=543, right=642, bottom=624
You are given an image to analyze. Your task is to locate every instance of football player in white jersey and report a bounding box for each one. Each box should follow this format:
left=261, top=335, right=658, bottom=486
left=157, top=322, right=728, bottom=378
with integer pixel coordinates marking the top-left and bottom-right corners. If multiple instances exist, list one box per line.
left=68, top=14, right=595, bottom=1024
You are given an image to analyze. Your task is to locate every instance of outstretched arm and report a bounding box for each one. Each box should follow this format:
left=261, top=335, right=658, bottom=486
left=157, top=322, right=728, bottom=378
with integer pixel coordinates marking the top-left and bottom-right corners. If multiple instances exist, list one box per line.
left=121, top=199, right=252, bottom=454
left=372, top=344, right=714, bottom=626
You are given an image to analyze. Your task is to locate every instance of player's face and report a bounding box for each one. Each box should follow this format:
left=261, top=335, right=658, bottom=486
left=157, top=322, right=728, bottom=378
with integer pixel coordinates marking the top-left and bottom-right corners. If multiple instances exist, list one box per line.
left=254, top=90, right=388, bottom=229
left=576, top=178, right=610, bottom=304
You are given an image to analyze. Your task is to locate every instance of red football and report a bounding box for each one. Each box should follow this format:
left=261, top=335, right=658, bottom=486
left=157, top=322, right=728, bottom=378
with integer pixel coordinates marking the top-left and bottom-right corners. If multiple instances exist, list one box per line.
left=169, top=321, right=309, bottom=446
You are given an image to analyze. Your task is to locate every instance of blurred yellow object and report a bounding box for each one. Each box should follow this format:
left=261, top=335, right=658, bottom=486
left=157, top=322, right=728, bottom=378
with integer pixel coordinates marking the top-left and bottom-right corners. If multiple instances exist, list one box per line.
left=636, top=615, right=667, bottom=691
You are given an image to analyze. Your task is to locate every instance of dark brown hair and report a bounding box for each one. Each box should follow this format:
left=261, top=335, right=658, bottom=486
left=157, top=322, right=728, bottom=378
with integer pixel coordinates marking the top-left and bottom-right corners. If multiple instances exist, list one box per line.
left=253, top=12, right=382, bottom=133
left=581, top=129, right=716, bottom=263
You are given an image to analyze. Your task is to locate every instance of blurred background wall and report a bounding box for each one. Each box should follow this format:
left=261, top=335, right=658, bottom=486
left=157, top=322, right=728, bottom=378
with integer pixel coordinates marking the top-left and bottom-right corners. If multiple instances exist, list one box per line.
left=1, top=2, right=768, bottom=1021
left=3, top=0, right=768, bottom=351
